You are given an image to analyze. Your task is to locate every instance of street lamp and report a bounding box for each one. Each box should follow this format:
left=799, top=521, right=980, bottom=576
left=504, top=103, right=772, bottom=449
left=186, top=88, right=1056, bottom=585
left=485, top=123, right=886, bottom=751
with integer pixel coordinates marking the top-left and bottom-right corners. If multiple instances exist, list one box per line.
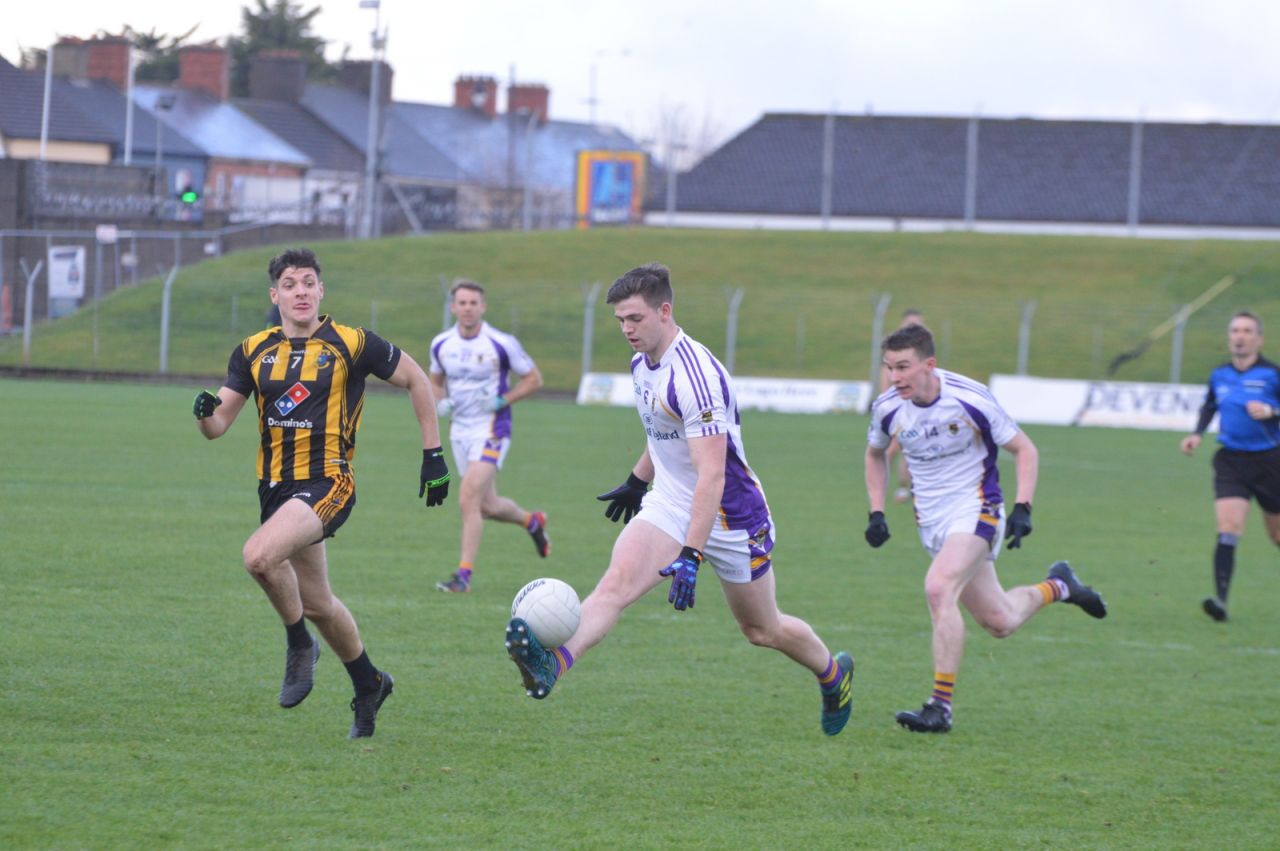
left=587, top=48, right=630, bottom=126
left=359, top=0, right=385, bottom=239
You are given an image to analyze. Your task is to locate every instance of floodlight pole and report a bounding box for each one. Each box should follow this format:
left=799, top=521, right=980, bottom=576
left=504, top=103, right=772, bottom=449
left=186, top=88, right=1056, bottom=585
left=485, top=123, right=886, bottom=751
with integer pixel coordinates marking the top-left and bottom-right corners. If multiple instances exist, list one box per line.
left=123, top=47, right=136, bottom=165
left=39, top=43, right=54, bottom=160
left=360, top=0, right=384, bottom=240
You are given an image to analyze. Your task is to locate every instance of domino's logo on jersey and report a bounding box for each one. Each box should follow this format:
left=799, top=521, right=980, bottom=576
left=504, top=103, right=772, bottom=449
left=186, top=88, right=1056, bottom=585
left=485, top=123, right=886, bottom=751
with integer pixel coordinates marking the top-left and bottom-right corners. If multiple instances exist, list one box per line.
left=275, top=382, right=311, bottom=416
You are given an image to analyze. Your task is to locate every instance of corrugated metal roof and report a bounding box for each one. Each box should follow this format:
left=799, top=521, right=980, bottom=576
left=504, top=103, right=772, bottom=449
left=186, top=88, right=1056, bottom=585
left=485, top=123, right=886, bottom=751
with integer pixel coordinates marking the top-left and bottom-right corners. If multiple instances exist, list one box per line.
left=678, top=112, right=1280, bottom=227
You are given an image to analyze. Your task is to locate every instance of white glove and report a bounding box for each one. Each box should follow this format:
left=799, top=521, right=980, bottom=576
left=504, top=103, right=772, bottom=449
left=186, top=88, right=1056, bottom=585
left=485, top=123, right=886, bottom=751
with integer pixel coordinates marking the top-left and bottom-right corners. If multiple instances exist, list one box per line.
left=436, top=397, right=454, bottom=418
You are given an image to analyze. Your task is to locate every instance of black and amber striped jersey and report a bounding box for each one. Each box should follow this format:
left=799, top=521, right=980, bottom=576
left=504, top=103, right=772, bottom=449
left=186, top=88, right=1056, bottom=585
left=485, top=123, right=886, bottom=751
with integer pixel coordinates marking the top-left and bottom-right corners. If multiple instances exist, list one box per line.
left=224, top=315, right=402, bottom=482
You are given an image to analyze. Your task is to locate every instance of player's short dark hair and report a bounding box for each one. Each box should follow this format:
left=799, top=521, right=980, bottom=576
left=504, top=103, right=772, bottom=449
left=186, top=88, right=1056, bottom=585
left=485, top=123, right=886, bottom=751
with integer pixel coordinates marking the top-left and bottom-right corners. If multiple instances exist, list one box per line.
left=1231, top=311, right=1263, bottom=334
left=450, top=278, right=486, bottom=299
left=607, top=263, right=673, bottom=309
left=268, top=248, right=321, bottom=284
left=882, top=323, right=935, bottom=359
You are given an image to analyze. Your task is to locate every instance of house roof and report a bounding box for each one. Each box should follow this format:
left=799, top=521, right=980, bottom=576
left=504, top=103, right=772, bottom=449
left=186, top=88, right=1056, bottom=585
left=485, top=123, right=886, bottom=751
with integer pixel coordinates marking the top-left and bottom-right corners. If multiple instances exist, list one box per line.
left=300, top=84, right=459, bottom=182
left=391, top=100, right=643, bottom=192
left=236, top=97, right=365, bottom=173
left=0, top=55, right=202, bottom=158
left=678, top=112, right=1280, bottom=227
left=134, top=85, right=309, bottom=166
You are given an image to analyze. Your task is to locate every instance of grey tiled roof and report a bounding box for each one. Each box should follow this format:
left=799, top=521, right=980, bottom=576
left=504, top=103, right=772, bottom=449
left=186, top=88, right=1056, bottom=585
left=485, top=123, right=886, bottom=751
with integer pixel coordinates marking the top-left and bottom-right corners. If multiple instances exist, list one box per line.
left=236, top=97, right=365, bottom=173
left=678, top=112, right=1280, bottom=227
left=391, top=100, right=643, bottom=191
left=0, top=55, right=202, bottom=158
left=134, top=85, right=309, bottom=165
left=300, top=85, right=459, bottom=182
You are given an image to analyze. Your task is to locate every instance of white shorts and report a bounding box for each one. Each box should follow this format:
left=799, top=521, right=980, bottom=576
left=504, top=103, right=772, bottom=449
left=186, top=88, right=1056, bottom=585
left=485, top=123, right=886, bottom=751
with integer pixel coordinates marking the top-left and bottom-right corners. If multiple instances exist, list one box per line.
left=916, top=498, right=1005, bottom=560
left=635, top=494, right=775, bottom=584
left=450, top=434, right=510, bottom=478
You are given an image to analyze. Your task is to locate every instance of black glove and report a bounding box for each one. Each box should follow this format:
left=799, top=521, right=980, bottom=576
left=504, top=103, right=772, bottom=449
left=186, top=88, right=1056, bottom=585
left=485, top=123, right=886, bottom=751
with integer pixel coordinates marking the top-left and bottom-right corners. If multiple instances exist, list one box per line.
left=596, top=473, right=649, bottom=524
left=1004, top=502, right=1032, bottom=549
left=865, top=511, right=890, bottom=548
left=193, top=390, right=221, bottom=419
left=419, top=447, right=451, bottom=507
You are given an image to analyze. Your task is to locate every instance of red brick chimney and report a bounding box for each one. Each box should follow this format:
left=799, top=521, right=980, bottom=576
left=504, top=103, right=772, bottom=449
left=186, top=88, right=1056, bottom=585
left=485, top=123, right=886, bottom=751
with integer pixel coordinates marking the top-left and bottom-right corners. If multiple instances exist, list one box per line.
left=454, top=75, right=497, bottom=119
left=507, top=83, right=549, bottom=125
left=178, top=43, right=230, bottom=100
left=85, top=37, right=131, bottom=90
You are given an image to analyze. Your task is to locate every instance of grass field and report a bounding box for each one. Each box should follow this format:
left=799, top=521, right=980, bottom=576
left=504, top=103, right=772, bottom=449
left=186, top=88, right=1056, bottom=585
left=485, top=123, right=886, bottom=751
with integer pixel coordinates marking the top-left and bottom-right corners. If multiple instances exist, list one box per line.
left=2, top=377, right=1278, bottom=849
left=3, top=228, right=1280, bottom=391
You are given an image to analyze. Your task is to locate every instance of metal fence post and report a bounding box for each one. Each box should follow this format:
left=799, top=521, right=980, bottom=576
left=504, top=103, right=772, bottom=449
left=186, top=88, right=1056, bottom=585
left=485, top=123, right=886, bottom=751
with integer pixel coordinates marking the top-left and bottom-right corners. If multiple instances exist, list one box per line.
left=581, top=282, right=601, bottom=378
left=1016, top=299, right=1037, bottom=375
left=19, top=258, right=44, bottom=366
left=869, top=293, right=891, bottom=388
left=439, top=276, right=452, bottom=332
left=158, top=265, right=179, bottom=373
left=724, top=286, right=745, bottom=374
left=1170, top=310, right=1188, bottom=383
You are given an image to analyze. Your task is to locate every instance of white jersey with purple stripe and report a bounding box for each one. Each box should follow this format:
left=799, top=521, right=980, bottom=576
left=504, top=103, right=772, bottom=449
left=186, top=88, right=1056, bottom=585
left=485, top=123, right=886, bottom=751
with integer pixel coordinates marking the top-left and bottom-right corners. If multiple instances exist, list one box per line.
left=429, top=321, right=536, bottom=441
left=632, top=329, right=771, bottom=535
left=867, top=368, right=1019, bottom=525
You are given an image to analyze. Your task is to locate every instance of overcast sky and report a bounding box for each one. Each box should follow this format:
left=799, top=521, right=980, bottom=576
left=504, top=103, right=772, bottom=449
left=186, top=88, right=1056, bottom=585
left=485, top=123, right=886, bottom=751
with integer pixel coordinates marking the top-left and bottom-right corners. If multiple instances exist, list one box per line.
left=9, top=0, right=1280, bottom=154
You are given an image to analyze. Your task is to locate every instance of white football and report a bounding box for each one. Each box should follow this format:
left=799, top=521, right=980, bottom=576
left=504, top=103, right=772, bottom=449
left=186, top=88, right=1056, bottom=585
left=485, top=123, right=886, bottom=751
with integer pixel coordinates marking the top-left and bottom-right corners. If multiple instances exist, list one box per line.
left=511, top=578, right=581, bottom=647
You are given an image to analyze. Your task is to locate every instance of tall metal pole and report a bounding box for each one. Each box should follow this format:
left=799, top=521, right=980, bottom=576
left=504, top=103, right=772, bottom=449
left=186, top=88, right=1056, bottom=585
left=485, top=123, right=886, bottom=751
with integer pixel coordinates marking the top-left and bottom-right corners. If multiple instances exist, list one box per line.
left=724, top=287, right=745, bottom=374
left=964, top=114, right=980, bottom=228
left=522, top=110, right=536, bottom=231
left=1016, top=299, right=1037, bottom=375
left=820, top=110, right=834, bottom=228
left=360, top=0, right=383, bottom=240
left=158, top=265, right=179, bottom=373
left=1127, top=118, right=1144, bottom=235
left=39, top=43, right=54, bottom=160
left=123, top=47, right=136, bottom=165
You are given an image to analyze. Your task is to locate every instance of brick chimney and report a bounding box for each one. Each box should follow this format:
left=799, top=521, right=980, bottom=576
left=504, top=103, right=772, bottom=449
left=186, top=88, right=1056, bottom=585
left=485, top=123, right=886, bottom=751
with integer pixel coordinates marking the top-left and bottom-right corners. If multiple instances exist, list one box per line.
left=454, top=75, right=497, bottom=119
left=85, top=37, right=131, bottom=90
left=249, top=50, right=307, bottom=102
left=51, top=38, right=89, bottom=79
left=178, top=43, right=230, bottom=100
left=507, top=83, right=549, bottom=125
left=339, top=60, right=394, bottom=104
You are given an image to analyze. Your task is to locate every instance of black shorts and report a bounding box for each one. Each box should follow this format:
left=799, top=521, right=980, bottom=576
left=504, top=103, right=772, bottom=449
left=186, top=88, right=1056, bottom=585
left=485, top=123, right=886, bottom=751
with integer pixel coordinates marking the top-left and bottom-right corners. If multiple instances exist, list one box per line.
left=1212, top=446, right=1280, bottom=513
left=258, top=473, right=357, bottom=539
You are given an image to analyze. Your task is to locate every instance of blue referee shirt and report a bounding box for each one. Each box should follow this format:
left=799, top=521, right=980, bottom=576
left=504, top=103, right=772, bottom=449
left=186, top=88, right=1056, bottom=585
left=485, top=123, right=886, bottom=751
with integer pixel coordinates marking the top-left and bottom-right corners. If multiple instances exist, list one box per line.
left=1194, top=356, right=1280, bottom=451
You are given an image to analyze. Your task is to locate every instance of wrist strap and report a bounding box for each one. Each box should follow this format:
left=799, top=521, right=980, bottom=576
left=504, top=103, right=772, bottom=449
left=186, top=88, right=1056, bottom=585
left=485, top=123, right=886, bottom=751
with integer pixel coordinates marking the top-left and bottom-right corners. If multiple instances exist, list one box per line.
left=679, top=546, right=704, bottom=564
left=626, top=473, right=650, bottom=489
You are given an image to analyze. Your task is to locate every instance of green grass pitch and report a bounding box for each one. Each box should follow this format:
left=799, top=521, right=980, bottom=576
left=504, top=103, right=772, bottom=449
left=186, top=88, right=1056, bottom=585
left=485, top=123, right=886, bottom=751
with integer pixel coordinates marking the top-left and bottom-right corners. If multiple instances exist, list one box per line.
left=2, top=377, right=1278, bottom=848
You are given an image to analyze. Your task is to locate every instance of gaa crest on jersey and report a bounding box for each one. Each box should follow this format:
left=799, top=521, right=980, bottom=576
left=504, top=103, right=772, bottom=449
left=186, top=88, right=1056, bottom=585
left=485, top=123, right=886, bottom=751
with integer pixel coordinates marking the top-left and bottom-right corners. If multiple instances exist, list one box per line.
left=315, top=351, right=333, bottom=369
left=948, top=422, right=959, bottom=435
left=275, top=382, right=311, bottom=416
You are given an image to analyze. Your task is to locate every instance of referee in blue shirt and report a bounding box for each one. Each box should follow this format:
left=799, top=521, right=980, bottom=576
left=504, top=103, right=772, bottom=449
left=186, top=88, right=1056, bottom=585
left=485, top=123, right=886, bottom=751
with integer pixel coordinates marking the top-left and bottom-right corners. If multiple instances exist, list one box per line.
left=1180, top=311, right=1280, bottom=622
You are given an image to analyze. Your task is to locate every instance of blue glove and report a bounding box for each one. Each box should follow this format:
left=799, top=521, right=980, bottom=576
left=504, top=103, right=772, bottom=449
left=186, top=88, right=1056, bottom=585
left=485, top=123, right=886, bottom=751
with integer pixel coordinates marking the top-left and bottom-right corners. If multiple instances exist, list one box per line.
left=659, top=546, right=703, bottom=611
left=488, top=396, right=509, bottom=412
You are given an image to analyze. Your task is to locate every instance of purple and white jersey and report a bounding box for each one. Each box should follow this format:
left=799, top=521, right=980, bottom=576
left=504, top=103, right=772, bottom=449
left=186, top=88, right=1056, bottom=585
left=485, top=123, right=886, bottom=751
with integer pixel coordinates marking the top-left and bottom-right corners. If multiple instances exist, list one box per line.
left=633, top=329, right=771, bottom=534
left=867, top=368, right=1019, bottom=525
left=429, top=321, right=536, bottom=441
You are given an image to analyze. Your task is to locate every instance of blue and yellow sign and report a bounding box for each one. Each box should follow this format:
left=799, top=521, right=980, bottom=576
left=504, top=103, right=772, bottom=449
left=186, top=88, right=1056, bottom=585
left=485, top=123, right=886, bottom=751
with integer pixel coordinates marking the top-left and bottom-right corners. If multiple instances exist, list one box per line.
left=574, top=150, right=647, bottom=228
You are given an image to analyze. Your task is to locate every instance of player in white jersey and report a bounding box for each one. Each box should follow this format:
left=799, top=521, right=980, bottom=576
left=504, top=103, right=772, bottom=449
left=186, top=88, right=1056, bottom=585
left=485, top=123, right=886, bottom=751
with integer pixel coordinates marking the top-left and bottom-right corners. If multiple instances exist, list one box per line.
left=503, top=263, right=856, bottom=736
left=428, top=280, right=548, bottom=593
left=864, top=323, right=1107, bottom=734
